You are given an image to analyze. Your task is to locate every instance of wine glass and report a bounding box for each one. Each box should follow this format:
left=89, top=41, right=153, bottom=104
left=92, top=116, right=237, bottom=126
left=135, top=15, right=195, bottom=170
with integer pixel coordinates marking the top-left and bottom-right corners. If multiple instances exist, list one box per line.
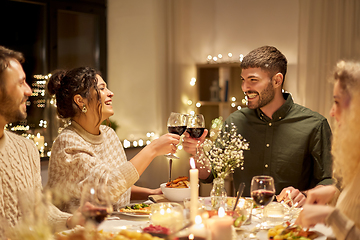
left=250, top=175, right=275, bottom=230
left=80, top=180, right=113, bottom=228
left=165, top=112, right=188, bottom=159
left=186, top=114, right=205, bottom=138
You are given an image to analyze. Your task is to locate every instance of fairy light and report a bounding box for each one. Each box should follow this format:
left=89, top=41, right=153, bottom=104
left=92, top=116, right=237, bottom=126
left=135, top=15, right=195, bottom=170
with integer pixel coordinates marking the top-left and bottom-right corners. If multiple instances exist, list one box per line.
left=187, top=100, right=193, bottom=106
left=190, top=78, right=196, bottom=86
left=196, top=102, right=201, bottom=108
left=231, top=97, right=236, bottom=102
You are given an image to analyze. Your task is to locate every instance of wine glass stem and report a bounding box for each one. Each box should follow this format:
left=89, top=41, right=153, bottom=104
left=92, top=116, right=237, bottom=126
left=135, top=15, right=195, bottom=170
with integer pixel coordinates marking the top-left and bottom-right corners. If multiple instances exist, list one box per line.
left=169, top=159, right=173, bottom=182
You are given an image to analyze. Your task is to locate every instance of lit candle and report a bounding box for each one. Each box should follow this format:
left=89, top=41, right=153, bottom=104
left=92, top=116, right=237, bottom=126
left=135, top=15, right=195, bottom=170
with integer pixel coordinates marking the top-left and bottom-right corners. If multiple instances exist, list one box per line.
left=206, top=207, right=232, bottom=240
left=189, top=157, right=199, bottom=223
left=177, top=215, right=210, bottom=240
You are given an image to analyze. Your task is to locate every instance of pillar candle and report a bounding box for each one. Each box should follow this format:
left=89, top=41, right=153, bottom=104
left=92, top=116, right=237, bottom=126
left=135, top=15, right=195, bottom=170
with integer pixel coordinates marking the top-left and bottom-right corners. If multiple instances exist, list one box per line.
left=206, top=207, right=232, bottom=240
left=189, top=157, right=199, bottom=223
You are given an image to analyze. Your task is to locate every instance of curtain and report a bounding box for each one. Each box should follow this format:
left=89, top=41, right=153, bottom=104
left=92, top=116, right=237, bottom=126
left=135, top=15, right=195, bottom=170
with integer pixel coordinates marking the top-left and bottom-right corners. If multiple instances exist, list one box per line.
left=297, top=0, right=360, bottom=125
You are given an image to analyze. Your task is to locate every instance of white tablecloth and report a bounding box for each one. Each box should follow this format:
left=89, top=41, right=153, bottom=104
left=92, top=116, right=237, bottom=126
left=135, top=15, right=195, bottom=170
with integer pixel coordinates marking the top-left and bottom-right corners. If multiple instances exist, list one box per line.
left=99, top=213, right=334, bottom=240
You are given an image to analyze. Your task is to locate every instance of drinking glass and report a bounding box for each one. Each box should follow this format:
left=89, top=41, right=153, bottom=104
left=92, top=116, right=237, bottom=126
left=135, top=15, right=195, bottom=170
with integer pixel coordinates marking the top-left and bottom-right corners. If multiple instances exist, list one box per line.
left=250, top=175, right=275, bottom=230
left=186, top=114, right=205, bottom=138
left=150, top=202, right=185, bottom=233
left=80, top=181, right=113, bottom=228
left=165, top=112, right=188, bottom=159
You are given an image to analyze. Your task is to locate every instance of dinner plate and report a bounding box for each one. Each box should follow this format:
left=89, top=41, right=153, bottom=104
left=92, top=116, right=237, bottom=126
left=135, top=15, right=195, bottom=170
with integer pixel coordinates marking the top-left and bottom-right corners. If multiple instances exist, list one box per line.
left=114, top=211, right=150, bottom=218
left=115, top=202, right=152, bottom=218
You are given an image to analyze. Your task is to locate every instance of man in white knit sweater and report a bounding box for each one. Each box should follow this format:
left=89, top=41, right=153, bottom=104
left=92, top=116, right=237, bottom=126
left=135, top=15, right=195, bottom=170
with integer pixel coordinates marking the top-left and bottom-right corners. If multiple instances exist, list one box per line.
left=0, top=46, right=84, bottom=236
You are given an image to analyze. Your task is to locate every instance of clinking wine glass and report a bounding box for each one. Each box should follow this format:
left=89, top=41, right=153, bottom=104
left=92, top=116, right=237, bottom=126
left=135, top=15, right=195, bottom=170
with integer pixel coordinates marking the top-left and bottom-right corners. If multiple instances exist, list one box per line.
left=186, top=114, right=205, bottom=138
left=80, top=181, right=113, bottom=228
left=250, top=175, right=275, bottom=230
left=165, top=112, right=188, bottom=159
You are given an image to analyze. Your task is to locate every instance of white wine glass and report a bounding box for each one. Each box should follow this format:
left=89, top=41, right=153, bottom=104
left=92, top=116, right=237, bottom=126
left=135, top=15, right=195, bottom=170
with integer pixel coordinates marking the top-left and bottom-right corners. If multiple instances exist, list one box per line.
left=186, top=114, right=205, bottom=138
left=250, top=175, right=275, bottom=230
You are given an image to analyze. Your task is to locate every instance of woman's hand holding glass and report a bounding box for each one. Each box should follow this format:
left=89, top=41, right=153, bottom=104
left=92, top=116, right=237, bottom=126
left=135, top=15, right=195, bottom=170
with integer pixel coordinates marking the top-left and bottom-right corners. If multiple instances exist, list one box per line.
left=166, top=112, right=188, bottom=159
left=150, top=133, right=181, bottom=156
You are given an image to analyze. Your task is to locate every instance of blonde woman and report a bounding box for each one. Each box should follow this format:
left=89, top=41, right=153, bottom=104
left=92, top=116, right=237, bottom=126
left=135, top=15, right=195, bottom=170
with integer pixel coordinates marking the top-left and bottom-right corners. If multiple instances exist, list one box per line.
left=296, top=61, right=360, bottom=239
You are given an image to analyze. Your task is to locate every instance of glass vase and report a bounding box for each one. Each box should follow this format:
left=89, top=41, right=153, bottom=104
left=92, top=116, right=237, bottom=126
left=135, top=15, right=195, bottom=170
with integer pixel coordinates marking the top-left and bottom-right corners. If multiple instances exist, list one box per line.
left=210, top=177, right=227, bottom=210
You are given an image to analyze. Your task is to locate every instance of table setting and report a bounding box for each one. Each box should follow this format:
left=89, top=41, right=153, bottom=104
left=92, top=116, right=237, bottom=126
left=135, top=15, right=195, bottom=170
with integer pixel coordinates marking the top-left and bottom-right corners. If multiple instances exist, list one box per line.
left=54, top=115, right=335, bottom=240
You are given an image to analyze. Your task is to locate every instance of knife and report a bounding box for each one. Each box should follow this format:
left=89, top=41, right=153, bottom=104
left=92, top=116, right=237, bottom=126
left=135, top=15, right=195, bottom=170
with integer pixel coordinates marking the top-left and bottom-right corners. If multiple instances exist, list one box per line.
left=233, top=182, right=245, bottom=211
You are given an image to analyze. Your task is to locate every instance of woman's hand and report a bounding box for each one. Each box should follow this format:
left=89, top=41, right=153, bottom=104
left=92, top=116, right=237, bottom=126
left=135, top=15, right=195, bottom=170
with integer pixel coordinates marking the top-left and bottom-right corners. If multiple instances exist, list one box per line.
left=306, top=185, right=337, bottom=205
left=182, top=129, right=208, bottom=155
left=295, top=204, right=334, bottom=228
left=150, top=133, right=181, bottom=156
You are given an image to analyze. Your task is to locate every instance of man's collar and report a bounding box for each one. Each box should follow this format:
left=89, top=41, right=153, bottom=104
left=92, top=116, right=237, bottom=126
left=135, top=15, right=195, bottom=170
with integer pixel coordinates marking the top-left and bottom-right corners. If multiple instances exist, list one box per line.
left=256, top=93, right=293, bottom=121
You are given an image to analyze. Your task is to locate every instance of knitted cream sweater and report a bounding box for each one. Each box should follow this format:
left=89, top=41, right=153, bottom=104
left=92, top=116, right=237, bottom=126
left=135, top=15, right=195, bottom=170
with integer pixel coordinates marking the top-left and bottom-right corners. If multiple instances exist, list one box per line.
left=46, top=121, right=139, bottom=213
left=0, top=130, right=70, bottom=235
left=325, top=173, right=360, bottom=240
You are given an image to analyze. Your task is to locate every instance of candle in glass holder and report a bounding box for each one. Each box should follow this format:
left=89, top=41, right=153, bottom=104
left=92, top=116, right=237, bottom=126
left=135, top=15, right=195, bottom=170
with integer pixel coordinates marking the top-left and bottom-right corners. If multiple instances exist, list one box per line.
left=176, top=215, right=210, bottom=240
left=189, top=157, right=199, bottom=223
left=206, top=207, right=232, bottom=240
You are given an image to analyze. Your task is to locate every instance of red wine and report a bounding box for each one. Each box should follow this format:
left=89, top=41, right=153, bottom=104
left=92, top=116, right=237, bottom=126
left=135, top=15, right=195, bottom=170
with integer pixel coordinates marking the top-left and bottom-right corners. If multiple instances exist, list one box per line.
left=186, top=127, right=205, bottom=138
left=168, top=126, right=187, bottom=135
left=86, top=208, right=108, bottom=224
left=251, top=190, right=274, bottom=206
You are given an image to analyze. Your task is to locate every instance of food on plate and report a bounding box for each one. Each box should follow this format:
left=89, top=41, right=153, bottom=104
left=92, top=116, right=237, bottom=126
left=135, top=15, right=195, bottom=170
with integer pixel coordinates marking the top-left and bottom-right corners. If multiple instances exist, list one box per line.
left=142, top=224, right=171, bottom=237
left=233, top=215, right=247, bottom=228
left=55, top=228, right=164, bottom=240
left=119, top=203, right=151, bottom=214
left=267, top=223, right=319, bottom=240
left=166, top=176, right=189, bottom=188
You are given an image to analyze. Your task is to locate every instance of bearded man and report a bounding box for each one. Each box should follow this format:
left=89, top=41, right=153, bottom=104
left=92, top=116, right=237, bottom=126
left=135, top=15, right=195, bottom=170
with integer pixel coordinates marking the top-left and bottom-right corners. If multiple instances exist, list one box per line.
left=183, top=46, right=333, bottom=206
left=0, top=45, right=88, bottom=236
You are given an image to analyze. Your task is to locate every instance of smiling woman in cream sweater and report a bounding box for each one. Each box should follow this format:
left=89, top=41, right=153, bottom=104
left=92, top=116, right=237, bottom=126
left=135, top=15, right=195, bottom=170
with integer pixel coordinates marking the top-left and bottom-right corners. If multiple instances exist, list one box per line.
left=46, top=67, right=180, bottom=213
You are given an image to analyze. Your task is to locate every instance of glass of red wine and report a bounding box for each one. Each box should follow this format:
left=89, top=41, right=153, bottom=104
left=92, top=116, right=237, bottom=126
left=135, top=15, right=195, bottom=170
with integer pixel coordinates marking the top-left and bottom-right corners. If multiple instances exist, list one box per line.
left=250, top=175, right=275, bottom=230
left=80, top=180, right=113, bottom=228
left=186, top=114, right=205, bottom=138
left=166, top=112, right=188, bottom=159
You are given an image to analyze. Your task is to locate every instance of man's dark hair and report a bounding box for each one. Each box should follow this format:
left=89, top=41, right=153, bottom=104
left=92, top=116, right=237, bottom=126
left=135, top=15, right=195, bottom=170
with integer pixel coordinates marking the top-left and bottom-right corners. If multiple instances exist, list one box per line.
left=0, top=46, right=25, bottom=87
left=241, top=46, right=287, bottom=85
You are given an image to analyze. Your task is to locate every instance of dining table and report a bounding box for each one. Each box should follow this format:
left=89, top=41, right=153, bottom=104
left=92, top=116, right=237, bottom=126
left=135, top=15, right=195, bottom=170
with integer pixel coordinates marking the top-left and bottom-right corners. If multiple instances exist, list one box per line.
left=96, top=197, right=335, bottom=240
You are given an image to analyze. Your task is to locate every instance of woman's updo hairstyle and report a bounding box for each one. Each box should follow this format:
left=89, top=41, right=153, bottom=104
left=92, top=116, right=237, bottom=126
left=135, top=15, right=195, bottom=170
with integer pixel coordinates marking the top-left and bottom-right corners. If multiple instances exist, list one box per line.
left=47, top=66, right=100, bottom=119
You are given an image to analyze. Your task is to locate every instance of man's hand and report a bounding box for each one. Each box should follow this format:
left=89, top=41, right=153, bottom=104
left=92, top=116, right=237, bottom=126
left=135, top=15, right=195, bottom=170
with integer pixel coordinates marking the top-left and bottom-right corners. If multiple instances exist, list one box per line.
left=276, top=186, right=306, bottom=207
left=182, top=129, right=208, bottom=155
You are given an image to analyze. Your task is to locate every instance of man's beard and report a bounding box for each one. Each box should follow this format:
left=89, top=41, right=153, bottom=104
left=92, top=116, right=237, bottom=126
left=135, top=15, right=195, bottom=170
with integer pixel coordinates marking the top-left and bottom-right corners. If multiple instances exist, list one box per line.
left=247, top=82, right=275, bottom=109
left=0, top=90, right=27, bottom=123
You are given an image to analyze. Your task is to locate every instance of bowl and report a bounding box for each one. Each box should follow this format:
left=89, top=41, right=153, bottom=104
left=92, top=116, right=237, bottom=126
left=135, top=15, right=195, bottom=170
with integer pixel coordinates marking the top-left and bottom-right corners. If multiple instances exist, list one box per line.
left=160, top=183, right=191, bottom=202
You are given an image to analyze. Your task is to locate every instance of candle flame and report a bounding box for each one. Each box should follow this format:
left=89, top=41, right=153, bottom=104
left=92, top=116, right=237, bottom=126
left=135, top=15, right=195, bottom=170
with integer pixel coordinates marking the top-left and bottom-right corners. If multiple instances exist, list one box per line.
left=195, top=215, right=202, bottom=224
left=190, top=157, right=196, bottom=169
left=218, top=207, right=225, bottom=217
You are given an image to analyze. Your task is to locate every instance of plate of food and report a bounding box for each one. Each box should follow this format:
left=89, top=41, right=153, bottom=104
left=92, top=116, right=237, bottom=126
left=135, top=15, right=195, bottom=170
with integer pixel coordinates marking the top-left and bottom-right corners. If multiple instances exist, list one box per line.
left=116, top=203, right=152, bottom=217
left=267, top=223, right=324, bottom=240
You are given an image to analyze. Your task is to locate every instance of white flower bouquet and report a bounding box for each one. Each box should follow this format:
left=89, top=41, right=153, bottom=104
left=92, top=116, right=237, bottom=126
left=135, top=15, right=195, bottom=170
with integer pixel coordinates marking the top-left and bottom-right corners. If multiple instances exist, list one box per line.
left=197, top=117, right=249, bottom=179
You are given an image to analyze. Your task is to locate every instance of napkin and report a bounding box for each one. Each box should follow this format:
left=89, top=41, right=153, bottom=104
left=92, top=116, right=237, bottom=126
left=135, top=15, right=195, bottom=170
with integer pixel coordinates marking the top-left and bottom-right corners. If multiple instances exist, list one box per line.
left=148, top=194, right=171, bottom=203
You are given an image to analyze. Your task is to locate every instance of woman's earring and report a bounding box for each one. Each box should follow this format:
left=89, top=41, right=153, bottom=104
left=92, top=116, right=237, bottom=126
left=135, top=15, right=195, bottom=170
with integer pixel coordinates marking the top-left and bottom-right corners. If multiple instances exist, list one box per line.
left=82, top=104, right=87, bottom=113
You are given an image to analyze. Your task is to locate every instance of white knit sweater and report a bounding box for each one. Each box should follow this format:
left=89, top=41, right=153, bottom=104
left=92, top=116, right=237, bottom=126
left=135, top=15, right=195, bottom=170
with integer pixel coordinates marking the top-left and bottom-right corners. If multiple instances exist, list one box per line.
left=46, top=121, right=139, bottom=213
left=325, top=173, right=360, bottom=240
left=0, top=130, right=70, bottom=236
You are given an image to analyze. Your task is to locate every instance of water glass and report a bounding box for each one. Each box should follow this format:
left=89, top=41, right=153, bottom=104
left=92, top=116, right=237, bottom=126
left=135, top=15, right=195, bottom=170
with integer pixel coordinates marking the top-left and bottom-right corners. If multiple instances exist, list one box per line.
left=264, top=202, right=285, bottom=227
left=150, top=203, right=185, bottom=233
